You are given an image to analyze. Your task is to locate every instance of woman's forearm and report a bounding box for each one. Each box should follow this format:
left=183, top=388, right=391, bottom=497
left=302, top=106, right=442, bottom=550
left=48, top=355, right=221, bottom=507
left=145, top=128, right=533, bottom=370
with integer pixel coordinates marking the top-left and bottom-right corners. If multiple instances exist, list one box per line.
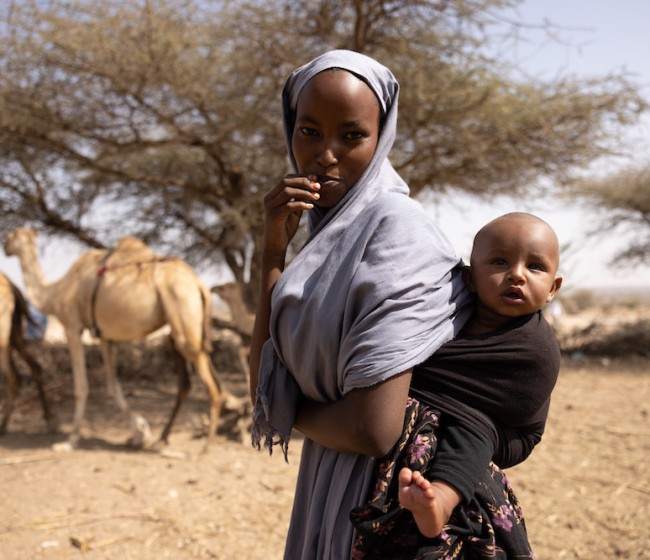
left=294, top=370, right=412, bottom=457
left=249, top=253, right=285, bottom=402
left=250, top=175, right=314, bottom=401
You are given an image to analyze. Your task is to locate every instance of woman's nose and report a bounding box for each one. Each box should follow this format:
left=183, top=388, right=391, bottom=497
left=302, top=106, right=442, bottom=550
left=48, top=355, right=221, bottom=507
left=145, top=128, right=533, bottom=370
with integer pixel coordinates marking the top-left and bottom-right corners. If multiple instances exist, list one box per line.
left=316, top=144, right=338, bottom=167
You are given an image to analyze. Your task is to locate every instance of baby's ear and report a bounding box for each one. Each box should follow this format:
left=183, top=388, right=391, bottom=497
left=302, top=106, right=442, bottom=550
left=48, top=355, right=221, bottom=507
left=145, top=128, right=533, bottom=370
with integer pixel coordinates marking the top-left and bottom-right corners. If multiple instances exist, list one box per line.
left=545, top=275, right=563, bottom=302
left=462, top=265, right=477, bottom=293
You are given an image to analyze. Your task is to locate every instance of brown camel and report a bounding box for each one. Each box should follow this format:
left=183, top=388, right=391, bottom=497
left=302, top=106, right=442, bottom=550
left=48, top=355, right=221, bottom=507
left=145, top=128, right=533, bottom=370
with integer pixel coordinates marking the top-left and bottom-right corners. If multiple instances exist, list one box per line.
left=0, top=271, right=56, bottom=434
left=211, top=282, right=255, bottom=338
left=4, top=228, right=224, bottom=451
left=211, top=282, right=254, bottom=383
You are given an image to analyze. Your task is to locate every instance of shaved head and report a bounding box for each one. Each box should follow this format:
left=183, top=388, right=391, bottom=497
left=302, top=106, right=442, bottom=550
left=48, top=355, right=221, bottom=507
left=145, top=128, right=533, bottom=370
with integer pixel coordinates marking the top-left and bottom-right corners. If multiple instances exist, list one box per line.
left=471, top=212, right=560, bottom=274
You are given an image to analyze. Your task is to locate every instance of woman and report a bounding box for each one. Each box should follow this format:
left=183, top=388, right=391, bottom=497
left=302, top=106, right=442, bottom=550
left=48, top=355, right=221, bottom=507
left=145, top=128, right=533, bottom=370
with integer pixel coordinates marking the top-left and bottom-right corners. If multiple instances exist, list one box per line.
left=249, top=50, right=470, bottom=559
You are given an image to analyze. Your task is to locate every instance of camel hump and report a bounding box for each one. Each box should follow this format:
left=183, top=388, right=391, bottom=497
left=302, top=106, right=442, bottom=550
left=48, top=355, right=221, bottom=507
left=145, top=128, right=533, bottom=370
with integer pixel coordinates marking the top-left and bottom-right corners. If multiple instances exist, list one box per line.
left=108, top=236, right=157, bottom=266
left=114, top=236, right=153, bottom=254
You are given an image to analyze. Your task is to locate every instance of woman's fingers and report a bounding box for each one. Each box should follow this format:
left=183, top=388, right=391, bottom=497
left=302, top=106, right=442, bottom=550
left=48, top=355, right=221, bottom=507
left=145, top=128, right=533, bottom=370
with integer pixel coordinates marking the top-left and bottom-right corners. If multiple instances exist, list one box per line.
left=265, top=175, right=320, bottom=210
left=261, top=175, right=321, bottom=254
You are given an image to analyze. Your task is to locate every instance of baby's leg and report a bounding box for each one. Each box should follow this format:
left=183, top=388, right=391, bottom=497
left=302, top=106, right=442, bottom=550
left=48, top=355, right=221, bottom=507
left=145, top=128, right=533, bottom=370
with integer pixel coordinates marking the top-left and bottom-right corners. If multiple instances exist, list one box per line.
left=398, top=468, right=460, bottom=538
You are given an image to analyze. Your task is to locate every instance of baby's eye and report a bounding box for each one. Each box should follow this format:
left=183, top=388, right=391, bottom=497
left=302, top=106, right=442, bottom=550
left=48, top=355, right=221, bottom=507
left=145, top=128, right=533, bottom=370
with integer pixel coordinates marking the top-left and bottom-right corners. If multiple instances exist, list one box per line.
left=490, top=258, right=507, bottom=266
left=528, top=263, right=545, bottom=272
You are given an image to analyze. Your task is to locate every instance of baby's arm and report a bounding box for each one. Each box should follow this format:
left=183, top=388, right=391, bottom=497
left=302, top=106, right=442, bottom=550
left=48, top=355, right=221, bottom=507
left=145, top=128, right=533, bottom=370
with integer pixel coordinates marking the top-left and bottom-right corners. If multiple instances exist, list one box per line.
left=493, top=399, right=549, bottom=468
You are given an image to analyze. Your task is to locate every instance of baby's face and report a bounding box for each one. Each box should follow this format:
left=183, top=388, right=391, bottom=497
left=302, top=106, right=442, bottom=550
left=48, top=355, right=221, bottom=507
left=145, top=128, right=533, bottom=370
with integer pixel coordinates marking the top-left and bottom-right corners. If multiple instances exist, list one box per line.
left=468, top=218, right=561, bottom=319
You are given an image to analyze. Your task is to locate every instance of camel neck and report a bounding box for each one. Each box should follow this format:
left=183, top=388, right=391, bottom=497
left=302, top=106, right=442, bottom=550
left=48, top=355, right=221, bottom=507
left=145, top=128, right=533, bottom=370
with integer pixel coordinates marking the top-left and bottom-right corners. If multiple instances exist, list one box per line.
left=16, top=243, right=50, bottom=313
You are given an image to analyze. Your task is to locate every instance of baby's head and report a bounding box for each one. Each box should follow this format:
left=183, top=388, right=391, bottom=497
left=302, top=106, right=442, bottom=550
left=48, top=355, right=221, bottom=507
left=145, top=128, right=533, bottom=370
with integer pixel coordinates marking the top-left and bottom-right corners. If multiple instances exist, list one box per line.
left=465, top=212, right=562, bottom=319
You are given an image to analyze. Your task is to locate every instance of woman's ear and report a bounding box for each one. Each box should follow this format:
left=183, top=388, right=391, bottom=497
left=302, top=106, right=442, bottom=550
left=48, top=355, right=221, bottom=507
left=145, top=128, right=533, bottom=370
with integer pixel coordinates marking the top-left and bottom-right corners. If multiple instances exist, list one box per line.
left=462, top=265, right=477, bottom=293
left=545, top=275, right=563, bottom=302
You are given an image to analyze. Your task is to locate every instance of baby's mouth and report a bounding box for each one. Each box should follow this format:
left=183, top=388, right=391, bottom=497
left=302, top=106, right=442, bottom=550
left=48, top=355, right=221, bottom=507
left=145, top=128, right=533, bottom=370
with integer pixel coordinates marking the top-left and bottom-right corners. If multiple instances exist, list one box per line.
left=503, top=288, right=524, bottom=302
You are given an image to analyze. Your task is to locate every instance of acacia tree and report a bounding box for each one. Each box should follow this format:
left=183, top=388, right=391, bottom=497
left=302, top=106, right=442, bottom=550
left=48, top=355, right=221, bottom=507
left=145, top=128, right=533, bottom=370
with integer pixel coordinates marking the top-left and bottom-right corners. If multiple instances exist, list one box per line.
left=568, top=164, right=650, bottom=266
left=0, top=0, right=646, bottom=305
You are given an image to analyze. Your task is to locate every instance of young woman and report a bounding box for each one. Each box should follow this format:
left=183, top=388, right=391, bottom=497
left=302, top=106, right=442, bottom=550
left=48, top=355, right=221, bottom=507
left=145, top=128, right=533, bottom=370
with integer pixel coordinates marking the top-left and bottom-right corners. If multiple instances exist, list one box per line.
left=249, top=50, right=470, bottom=559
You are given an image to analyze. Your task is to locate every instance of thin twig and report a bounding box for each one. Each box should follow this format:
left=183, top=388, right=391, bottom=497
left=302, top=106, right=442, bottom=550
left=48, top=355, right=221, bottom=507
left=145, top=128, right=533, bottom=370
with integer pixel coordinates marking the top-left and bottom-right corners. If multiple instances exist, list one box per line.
left=32, top=510, right=162, bottom=530
left=0, top=454, right=57, bottom=466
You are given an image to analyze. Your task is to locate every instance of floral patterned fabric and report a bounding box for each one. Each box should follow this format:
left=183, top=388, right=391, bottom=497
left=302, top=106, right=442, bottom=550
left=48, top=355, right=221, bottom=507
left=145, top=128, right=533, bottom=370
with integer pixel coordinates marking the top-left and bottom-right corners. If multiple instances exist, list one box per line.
left=350, top=398, right=535, bottom=559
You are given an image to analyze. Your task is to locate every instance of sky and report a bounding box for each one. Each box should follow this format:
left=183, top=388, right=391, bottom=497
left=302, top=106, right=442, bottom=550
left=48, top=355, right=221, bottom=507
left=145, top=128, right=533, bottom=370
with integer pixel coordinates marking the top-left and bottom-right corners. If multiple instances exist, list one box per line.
left=2, top=0, right=649, bottom=294
left=427, top=0, right=650, bottom=293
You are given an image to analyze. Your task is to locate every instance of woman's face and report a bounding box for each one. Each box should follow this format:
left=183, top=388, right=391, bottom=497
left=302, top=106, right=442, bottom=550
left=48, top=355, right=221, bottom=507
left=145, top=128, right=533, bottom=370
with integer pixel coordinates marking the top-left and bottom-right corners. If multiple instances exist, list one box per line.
left=291, top=69, right=381, bottom=208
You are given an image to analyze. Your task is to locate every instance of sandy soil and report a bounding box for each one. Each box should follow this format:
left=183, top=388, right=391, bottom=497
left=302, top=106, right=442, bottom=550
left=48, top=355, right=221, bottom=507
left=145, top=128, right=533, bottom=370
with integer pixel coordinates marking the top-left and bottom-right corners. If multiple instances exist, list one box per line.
left=1, top=342, right=649, bottom=559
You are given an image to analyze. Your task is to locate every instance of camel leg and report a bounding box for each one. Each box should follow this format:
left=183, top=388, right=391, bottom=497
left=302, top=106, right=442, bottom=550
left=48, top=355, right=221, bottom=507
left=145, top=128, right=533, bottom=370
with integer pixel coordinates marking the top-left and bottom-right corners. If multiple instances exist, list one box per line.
left=0, top=345, right=19, bottom=434
left=55, top=330, right=89, bottom=450
left=192, top=351, right=223, bottom=451
left=157, top=279, right=222, bottom=450
left=99, top=339, right=151, bottom=448
left=238, top=345, right=251, bottom=385
left=14, top=342, right=57, bottom=433
left=157, top=338, right=192, bottom=446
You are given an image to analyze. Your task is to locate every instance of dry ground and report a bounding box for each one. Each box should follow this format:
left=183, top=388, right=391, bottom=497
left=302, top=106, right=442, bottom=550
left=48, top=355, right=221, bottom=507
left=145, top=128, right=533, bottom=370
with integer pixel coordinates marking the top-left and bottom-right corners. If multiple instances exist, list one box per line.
left=1, top=338, right=649, bottom=559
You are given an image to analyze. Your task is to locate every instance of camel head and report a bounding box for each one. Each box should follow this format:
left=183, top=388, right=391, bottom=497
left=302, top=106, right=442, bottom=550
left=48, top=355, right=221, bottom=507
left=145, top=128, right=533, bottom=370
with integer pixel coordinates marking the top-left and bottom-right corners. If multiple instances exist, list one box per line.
left=4, top=228, right=38, bottom=258
left=211, top=282, right=240, bottom=300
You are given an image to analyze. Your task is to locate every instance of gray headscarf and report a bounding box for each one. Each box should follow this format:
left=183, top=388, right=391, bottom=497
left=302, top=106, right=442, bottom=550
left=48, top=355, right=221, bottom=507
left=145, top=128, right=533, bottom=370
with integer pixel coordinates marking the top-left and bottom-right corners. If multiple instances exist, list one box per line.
left=252, top=50, right=471, bottom=559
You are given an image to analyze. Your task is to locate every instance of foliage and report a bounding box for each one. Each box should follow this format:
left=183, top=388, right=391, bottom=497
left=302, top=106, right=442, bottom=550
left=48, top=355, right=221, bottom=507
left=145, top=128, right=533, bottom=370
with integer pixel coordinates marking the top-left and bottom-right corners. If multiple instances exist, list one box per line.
left=567, top=164, right=650, bottom=266
left=0, top=0, right=646, bottom=302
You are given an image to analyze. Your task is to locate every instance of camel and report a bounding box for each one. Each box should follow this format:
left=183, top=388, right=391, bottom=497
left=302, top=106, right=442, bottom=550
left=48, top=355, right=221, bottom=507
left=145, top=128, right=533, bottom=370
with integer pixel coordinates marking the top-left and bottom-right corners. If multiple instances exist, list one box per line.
left=0, top=271, right=56, bottom=434
left=211, top=282, right=254, bottom=383
left=211, top=282, right=255, bottom=338
left=4, top=228, right=225, bottom=451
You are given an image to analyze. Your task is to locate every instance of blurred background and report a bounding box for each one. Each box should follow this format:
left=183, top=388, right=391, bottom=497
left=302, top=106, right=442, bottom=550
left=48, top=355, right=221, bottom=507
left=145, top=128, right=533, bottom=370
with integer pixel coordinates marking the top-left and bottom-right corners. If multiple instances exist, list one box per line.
left=1, top=0, right=648, bottom=305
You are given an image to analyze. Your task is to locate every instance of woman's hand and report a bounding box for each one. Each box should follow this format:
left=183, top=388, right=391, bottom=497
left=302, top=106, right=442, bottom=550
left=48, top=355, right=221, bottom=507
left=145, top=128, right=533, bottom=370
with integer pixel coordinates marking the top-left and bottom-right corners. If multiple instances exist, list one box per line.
left=250, top=175, right=320, bottom=400
left=262, top=174, right=320, bottom=258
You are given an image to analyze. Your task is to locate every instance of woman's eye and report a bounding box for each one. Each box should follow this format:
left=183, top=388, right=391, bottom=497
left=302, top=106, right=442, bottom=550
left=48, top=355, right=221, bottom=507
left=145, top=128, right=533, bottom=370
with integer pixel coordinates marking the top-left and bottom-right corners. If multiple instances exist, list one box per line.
left=346, top=131, right=365, bottom=140
left=299, top=127, right=318, bottom=137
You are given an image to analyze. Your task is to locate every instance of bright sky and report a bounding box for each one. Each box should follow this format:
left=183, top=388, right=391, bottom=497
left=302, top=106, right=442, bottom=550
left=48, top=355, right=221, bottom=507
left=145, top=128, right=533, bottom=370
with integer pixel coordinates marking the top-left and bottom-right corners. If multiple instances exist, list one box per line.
left=2, top=1, right=649, bottom=293
left=429, top=0, right=650, bottom=293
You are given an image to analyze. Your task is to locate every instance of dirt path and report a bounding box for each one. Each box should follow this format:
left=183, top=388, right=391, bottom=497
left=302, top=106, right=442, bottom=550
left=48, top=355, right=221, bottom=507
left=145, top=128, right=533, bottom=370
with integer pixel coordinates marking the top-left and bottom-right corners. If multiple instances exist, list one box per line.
left=1, top=358, right=649, bottom=559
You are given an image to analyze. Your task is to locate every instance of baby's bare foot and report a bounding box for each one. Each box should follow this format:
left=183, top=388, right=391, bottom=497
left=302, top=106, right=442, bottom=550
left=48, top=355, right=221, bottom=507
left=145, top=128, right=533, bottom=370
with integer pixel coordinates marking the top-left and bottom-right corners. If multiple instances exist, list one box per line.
left=398, top=468, right=459, bottom=538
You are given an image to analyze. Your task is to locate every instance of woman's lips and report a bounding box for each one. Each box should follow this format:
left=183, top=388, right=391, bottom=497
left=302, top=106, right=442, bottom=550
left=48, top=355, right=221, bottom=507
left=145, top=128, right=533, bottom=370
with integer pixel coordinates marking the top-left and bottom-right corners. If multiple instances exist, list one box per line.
left=316, top=175, right=341, bottom=188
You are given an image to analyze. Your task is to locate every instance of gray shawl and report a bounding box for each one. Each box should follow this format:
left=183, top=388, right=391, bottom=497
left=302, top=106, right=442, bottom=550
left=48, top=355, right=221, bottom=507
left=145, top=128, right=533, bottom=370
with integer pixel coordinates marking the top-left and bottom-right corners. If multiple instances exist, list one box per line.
left=252, top=50, right=471, bottom=560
